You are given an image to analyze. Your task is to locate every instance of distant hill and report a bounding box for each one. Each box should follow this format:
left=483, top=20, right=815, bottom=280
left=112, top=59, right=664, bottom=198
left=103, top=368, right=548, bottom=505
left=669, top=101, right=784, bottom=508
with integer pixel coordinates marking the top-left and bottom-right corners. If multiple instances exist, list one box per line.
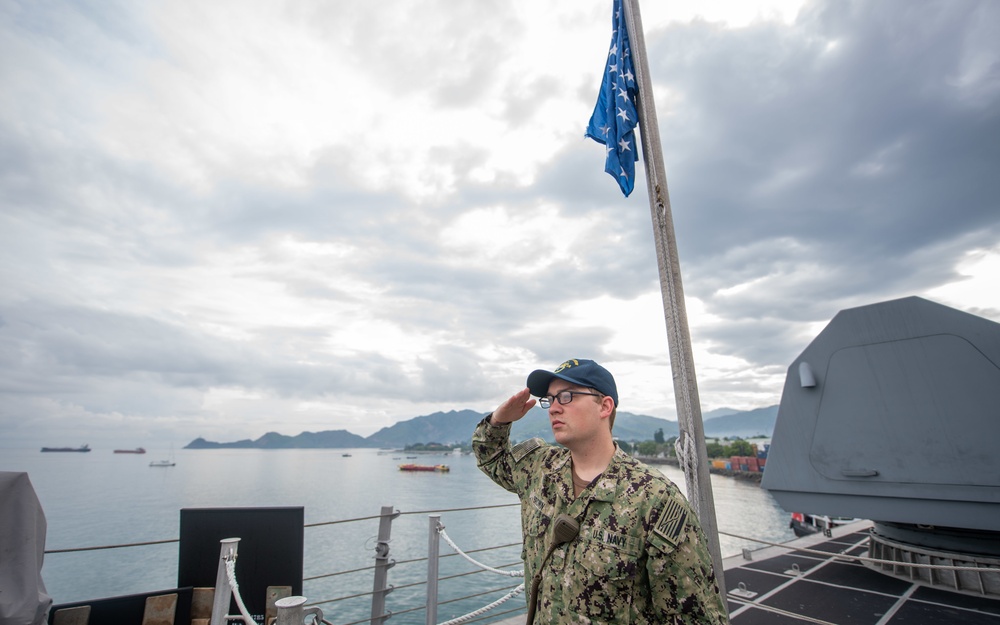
left=509, top=408, right=679, bottom=444
left=704, top=407, right=740, bottom=419
left=365, top=409, right=486, bottom=447
left=185, top=429, right=375, bottom=449
left=185, top=405, right=778, bottom=449
left=703, top=406, right=778, bottom=438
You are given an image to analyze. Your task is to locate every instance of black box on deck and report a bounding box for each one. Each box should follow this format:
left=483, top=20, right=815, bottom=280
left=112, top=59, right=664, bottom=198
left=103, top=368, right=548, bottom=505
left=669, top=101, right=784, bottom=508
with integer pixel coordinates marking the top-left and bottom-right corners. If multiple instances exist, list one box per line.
left=178, top=507, right=304, bottom=624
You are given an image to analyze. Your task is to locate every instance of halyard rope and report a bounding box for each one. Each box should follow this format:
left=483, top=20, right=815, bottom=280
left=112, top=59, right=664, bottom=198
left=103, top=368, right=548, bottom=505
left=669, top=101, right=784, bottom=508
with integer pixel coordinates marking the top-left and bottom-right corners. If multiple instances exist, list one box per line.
left=674, top=435, right=698, bottom=477
left=435, top=523, right=525, bottom=625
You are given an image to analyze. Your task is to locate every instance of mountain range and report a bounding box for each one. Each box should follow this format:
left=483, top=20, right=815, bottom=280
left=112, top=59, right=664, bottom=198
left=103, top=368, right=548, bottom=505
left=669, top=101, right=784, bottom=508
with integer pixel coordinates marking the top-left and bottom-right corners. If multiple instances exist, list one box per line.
left=184, top=405, right=778, bottom=449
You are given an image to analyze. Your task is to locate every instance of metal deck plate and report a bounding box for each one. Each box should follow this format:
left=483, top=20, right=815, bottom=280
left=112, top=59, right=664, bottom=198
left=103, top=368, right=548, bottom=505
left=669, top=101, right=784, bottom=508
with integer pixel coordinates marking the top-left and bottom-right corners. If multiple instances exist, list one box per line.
left=724, top=524, right=1000, bottom=624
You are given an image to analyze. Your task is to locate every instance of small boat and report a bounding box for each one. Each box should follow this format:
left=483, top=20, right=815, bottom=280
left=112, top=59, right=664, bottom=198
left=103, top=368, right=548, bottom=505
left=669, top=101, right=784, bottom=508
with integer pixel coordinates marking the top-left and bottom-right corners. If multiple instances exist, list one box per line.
left=789, top=512, right=861, bottom=538
left=342, top=453, right=352, bottom=457
left=398, top=464, right=449, bottom=472
left=150, top=444, right=176, bottom=467
left=114, top=448, right=146, bottom=454
left=40, top=445, right=90, bottom=453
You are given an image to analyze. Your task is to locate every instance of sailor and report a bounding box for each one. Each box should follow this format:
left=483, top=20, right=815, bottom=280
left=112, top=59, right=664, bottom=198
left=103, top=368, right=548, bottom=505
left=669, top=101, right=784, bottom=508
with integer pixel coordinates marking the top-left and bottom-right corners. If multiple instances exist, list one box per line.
left=473, top=358, right=728, bottom=624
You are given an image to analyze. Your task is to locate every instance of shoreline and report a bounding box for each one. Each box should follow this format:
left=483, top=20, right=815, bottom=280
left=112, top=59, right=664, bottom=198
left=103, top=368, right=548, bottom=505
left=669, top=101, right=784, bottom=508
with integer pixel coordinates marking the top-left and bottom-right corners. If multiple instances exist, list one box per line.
left=638, top=455, right=764, bottom=484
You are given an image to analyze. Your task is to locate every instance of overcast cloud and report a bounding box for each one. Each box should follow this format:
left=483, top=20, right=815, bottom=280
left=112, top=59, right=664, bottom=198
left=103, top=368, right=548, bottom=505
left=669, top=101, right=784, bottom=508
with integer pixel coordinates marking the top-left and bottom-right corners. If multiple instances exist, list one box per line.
left=2, top=0, right=998, bottom=448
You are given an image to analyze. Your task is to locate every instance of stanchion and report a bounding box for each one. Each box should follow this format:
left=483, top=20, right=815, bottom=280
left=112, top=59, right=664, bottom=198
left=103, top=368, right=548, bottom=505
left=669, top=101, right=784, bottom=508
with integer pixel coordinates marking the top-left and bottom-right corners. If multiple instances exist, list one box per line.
left=209, top=538, right=241, bottom=625
left=426, top=515, right=441, bottom=625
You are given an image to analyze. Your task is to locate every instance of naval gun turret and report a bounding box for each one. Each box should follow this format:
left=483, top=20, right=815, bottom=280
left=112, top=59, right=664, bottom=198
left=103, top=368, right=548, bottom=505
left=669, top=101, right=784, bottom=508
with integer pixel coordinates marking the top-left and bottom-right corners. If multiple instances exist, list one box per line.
left=761, top=296, right=1000, bottom=596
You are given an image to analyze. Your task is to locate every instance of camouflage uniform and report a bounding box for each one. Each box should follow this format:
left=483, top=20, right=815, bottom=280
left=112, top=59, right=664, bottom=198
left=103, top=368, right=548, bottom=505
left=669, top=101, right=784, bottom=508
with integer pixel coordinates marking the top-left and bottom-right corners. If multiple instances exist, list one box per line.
left=473, top=418, right=728, bottom=625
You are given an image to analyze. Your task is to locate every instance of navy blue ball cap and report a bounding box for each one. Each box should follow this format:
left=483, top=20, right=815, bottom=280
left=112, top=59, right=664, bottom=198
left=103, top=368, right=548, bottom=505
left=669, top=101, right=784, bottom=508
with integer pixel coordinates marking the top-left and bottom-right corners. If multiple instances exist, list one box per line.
left=526, top=358, right=618, bottom=407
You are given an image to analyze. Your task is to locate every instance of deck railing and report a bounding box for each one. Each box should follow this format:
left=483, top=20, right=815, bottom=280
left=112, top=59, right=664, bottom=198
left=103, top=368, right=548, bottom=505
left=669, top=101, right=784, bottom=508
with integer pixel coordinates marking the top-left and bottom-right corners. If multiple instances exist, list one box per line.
left=45, top=502, right=526, bottom=625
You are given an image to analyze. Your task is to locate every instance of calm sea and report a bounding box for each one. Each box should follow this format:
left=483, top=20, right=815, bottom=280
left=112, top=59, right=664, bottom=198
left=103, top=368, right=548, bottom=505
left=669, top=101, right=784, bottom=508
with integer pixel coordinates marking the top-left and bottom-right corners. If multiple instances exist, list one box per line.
left=1, top=447, right=794, bottom=624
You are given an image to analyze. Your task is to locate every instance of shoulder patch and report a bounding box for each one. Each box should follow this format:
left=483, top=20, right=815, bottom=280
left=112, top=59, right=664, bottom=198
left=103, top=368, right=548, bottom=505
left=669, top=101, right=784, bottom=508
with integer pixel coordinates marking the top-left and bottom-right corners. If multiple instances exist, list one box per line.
left=511, top=437, right=544, bottom=463
left=653, top=498, right=688, bottom=548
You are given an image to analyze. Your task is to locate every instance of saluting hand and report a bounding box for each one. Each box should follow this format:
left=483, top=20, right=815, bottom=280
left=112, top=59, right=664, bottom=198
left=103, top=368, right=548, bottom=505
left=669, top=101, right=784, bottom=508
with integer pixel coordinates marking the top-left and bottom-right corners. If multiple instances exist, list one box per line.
left=491, top=388, right=537, bottom=425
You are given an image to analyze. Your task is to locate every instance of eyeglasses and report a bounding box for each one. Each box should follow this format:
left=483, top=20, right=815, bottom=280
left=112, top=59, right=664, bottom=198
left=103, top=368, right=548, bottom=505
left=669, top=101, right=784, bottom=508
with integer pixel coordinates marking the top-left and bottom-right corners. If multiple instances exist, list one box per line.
left=538, top=390, right=604, bottom=409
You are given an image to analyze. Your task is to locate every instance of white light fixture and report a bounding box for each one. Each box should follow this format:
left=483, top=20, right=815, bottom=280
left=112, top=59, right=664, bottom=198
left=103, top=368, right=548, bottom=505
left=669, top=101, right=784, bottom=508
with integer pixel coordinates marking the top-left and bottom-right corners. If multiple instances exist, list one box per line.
left=799, top=361, right=817, bottom=388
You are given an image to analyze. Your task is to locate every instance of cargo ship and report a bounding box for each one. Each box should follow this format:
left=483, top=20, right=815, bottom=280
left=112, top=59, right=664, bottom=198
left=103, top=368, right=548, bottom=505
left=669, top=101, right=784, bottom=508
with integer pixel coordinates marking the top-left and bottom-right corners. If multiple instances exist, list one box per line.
left=113, top=448, right=146, bottom=454
left=398, top=463, right=449, bottom=472
left=40, top=445, right=90, bottom=453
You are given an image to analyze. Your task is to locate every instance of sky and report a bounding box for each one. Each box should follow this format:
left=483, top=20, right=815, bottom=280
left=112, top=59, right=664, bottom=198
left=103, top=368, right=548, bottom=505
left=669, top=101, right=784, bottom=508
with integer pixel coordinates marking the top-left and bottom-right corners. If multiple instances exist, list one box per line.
left=2, top=0, right=998, bottom=449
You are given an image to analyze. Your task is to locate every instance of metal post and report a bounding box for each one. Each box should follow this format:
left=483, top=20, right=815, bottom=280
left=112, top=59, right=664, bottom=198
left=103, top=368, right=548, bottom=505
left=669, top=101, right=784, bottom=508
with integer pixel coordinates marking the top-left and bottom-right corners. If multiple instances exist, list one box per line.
left=274, top=595, right=323, bottom=625
left=621, top=0, right=727, bottom=601
left=209, top=538, right=240, bottom=625
left=425, top=515, right=441, bottom=625
left=370, top=505, right=399, bottom=625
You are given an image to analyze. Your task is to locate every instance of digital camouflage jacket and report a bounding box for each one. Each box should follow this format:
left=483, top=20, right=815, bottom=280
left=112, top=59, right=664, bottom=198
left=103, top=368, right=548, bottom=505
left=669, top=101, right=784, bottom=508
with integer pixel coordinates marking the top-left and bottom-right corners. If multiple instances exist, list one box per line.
left=473, top=418, right=728, bottom=625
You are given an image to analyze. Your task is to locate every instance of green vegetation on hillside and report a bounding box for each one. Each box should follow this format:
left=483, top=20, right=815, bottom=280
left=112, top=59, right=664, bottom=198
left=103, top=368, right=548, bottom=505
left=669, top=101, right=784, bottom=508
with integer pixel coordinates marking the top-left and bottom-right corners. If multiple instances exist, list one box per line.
left=403, top=442, right=462, bottom=452
left=621, top=428, right=764, bottom=459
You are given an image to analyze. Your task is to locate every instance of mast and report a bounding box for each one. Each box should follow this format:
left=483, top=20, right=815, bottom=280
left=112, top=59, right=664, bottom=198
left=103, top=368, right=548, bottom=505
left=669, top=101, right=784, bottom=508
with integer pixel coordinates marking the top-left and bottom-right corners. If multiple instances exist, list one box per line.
left=620, top=0, right=727, bottom=598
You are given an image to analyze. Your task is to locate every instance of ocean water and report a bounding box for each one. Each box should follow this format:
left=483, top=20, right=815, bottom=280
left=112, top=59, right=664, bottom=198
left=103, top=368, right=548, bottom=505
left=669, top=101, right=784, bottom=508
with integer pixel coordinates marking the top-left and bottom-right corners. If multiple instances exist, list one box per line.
left=1, top=447, right=794, bottom=624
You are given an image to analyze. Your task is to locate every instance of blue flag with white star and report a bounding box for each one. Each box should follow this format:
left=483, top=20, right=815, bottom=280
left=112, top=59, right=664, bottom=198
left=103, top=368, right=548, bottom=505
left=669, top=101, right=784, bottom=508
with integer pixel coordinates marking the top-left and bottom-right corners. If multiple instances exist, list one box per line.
left=586, top=0, right=639, bottom=197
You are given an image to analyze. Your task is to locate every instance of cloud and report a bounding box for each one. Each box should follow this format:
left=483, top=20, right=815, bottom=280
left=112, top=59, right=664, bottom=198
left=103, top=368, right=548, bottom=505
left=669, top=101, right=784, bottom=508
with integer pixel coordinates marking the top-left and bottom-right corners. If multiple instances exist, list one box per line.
left=1, top=0, right=999, bottom=447
left=648, top=0, right=1000, bottom=339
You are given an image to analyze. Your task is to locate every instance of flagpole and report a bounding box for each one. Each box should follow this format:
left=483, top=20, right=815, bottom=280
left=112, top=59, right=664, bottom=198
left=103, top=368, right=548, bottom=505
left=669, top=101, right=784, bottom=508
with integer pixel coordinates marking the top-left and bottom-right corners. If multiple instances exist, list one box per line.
left=620, top=0, right=728, bottom=600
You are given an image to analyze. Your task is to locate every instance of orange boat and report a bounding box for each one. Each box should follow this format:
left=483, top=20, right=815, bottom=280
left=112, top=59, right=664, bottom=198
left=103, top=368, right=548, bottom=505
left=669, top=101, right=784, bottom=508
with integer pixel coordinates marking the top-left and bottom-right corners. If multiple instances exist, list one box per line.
left=398, top=464, right=449, bottom=472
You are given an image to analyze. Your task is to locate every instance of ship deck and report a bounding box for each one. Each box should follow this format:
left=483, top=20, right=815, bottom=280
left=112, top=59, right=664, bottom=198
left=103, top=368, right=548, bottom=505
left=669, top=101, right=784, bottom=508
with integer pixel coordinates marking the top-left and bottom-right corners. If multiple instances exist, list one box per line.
left=723, top=520, right=1000, bottom=624
left=491, top=520, right=1000, bottom=625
